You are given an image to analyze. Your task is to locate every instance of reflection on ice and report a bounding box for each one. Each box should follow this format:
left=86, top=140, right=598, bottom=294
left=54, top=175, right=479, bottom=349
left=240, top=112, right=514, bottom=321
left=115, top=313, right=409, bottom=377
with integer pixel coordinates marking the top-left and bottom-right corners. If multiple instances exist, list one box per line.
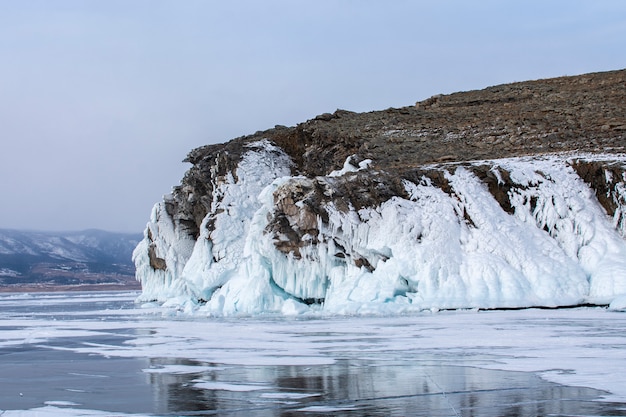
left=141, top=357, right=623, bottom=417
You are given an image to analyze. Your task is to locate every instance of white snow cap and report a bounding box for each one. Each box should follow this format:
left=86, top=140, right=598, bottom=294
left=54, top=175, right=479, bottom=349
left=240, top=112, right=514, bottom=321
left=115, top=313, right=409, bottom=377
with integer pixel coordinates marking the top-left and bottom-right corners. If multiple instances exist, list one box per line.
left=328, top=156, right=372, bottom=177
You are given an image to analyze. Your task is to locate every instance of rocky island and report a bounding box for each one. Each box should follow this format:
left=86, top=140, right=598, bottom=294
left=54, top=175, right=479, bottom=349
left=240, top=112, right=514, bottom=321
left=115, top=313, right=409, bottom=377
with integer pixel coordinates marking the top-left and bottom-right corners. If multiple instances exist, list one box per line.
left=134, top=69, right=626, bottom=315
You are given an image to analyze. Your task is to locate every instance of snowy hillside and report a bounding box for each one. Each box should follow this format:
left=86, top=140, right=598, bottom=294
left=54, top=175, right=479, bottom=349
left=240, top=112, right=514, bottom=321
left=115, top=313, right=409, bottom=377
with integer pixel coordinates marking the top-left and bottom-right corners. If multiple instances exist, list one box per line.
left=0, top=229, right=139, bottom=262
left=133, top=70, right=626, bottom=315
left=0, top=229, right=141, bottom=289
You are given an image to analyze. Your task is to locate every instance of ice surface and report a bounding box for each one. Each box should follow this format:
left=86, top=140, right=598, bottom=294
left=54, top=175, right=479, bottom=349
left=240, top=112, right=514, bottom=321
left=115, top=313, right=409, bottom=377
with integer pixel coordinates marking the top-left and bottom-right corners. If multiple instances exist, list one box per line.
left=2, top=292, right=626, bottom=416
left=0, top=405, right=151, bottom=416
left=133, top=140, right=293, bottom=307
left=135, top=150, right=626, bottom=315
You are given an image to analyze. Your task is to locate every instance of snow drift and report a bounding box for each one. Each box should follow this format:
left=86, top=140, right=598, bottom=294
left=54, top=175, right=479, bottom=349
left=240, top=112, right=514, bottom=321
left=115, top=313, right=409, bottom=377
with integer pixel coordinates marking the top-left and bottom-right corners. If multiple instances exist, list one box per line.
left=133, top=138, right=626, bottom=315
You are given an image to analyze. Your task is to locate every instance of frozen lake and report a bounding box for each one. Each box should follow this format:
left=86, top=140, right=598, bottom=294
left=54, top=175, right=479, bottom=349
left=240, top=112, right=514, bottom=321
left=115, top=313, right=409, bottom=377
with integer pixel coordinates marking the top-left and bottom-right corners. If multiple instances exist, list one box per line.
left=1, top=291, right=626, bottom=416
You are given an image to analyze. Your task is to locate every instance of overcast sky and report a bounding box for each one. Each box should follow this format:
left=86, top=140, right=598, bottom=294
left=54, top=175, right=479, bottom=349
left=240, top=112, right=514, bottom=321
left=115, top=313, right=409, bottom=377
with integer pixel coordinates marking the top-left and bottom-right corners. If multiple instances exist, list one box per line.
left=1, top=1, right=625, bottom=233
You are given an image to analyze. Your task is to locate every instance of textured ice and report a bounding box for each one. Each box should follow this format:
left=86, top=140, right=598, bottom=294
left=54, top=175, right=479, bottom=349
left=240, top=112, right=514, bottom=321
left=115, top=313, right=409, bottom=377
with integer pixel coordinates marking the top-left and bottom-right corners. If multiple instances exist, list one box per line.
left=2, top=292, right=626, bottom=407
left=134, top=146, right=626, bottom=315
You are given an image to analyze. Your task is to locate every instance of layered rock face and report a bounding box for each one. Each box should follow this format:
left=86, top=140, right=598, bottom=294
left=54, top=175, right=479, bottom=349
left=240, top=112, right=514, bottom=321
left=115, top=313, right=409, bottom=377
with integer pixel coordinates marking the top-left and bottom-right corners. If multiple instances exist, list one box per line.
left=134, top=69, right=626, bottom=315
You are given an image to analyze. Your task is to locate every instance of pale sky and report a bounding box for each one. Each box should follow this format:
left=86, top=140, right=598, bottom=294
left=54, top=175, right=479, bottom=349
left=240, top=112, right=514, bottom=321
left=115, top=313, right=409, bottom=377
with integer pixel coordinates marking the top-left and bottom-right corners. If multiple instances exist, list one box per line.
left=1, top=0, right=625, bottom=232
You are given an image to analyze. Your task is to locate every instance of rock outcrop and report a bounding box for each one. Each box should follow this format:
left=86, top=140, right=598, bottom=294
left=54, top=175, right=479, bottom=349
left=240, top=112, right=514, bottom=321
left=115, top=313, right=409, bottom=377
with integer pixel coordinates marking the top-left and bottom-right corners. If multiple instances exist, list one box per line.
left=134, top=69, right=626, bottom=315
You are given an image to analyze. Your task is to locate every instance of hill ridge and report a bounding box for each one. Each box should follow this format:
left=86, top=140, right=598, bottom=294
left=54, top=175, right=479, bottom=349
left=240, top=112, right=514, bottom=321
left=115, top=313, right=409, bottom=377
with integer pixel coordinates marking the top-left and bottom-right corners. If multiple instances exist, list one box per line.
left=0, top=229, right=141, bottom=291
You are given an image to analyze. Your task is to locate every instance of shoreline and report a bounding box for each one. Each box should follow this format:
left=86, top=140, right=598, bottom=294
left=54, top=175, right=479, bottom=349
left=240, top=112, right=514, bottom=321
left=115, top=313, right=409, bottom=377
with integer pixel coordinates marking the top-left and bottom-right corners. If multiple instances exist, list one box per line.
left=0, top=283, right=142, bottom=293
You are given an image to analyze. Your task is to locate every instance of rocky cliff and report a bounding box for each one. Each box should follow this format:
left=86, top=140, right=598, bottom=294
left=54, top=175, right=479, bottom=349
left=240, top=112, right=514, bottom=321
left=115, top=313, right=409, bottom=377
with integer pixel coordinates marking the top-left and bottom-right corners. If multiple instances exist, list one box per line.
left=134, top=69, right=626, bottom=315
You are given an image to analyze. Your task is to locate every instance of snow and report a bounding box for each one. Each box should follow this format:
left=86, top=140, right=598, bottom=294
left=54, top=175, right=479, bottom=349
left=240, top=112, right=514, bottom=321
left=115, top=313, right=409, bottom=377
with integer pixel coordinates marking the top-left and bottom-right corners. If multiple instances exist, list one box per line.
left=328, top=156, right=372, bottom=177
left=192, top=380, right=273, bottom=392
left=0, top=267, right=20, bottom=277
left=142, top=364, right=225, bottom=374
left=260, top=392, right=321, bottom=399
left=0, top=235, right=38, bottom=255
left=135, top=150, right=626, bottom=315
left=44, top=401, right=82, bottom=406
left=297, top=405, right=359, bottom=412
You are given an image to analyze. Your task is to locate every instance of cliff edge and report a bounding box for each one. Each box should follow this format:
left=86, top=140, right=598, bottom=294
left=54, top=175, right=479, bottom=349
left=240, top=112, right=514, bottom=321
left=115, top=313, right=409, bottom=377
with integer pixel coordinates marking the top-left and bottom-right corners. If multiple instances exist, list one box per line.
left=134, top=69, right=626, bottom=315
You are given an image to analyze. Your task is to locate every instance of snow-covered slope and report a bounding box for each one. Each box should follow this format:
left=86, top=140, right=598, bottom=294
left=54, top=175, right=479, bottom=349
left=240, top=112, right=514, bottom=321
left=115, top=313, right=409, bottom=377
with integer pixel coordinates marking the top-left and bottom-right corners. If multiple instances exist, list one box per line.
left=134, top=144, right=626, bottom=314
left=0, top=229, right=141, bottom=287
left=0, top=229, right=140, bottom=263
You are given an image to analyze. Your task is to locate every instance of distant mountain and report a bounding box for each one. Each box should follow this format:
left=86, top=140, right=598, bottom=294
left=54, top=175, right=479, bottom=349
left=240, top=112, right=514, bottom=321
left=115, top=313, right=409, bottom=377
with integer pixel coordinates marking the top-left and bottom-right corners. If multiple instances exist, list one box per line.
left=0, top=229, right=142, bottom=291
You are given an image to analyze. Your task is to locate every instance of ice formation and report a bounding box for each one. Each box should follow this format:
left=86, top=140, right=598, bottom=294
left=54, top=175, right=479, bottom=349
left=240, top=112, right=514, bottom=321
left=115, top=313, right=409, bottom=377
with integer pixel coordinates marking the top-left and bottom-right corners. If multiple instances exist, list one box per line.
left=133, top=141, right=626, bottom=315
